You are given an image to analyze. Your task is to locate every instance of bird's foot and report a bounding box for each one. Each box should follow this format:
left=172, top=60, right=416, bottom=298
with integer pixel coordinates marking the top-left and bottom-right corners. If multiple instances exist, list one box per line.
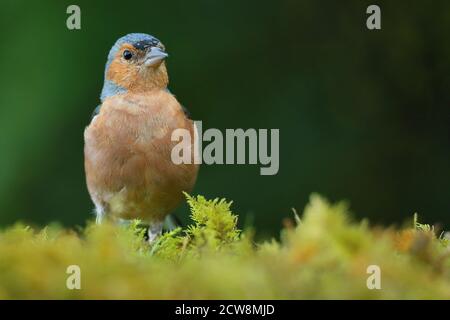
left=147, top=222, right=163, bottom=244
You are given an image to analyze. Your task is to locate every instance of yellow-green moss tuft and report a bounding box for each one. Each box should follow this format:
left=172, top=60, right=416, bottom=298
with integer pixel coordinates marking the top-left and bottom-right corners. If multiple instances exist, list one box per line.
left=0, top=194, right=449, bottom=299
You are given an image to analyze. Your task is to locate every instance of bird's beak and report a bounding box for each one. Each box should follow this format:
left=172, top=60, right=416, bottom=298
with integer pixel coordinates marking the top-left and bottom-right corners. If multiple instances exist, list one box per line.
left=144, top=47, right=168, bottom=67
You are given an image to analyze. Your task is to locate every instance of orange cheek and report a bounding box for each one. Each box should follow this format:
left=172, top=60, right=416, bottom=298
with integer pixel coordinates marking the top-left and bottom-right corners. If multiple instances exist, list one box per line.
left=107, top=59, right=139, bottom=89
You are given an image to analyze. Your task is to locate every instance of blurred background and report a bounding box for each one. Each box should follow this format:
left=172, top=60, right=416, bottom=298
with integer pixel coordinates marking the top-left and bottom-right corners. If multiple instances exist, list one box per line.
left=0, top=0, right=449, bottom=237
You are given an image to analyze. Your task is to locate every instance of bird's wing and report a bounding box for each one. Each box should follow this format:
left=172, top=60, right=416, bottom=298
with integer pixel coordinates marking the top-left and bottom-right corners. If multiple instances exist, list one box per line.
left=165, top=88, right=191, bottom=119
left=180, top=103, right=191, bottom=119
left=91, top=104, right=101, bottom=120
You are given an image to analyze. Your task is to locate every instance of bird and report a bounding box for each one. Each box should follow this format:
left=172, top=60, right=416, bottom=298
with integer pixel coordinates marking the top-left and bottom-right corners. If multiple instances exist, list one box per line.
left=84, top=33, right=199, bottom=242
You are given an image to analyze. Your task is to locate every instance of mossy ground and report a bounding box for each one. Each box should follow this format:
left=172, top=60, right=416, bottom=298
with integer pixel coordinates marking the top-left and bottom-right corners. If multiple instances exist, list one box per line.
left=0, top=194, right=449, bottom=299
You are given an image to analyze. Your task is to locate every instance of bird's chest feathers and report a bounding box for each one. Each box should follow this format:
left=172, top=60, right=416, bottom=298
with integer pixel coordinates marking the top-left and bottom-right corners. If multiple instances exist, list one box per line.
left=93, top=92, right=186, bottom=144
left=85, top=92, right=194, bottom=185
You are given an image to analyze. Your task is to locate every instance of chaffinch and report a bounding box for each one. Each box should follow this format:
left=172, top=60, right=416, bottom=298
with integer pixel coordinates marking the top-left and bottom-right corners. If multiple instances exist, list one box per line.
left=84, top=33, right=198, bottom=241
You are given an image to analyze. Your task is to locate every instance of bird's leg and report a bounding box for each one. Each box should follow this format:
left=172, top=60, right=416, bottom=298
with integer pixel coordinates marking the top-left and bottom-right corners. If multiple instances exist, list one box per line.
left=147, top=222, right=163, bottom=244
left=95, top=205, right=105, bottom=224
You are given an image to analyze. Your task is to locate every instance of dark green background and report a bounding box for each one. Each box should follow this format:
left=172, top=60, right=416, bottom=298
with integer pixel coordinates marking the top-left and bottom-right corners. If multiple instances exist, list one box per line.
left=0, top=1, right=449, bottom=236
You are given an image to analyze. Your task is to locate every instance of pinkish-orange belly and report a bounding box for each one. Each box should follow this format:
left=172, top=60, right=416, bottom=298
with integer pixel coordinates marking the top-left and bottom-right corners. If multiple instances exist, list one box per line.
left=84, top=93, right=198, bottom=222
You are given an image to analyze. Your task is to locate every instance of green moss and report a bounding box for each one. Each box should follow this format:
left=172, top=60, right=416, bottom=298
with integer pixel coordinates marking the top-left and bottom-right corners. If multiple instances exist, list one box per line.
left=0, top=194, right=449, bottom=299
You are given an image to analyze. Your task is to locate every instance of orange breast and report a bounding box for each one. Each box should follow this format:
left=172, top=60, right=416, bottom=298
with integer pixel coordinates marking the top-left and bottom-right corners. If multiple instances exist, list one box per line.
left=84, top=90, right=199, bottom=222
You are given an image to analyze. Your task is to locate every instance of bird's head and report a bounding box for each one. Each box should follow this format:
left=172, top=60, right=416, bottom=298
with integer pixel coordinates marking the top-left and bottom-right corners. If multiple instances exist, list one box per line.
left=101, top=33, right=169, bottom=101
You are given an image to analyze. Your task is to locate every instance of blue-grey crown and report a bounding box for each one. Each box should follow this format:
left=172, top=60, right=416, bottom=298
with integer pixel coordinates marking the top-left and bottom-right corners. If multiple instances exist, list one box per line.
left=105, top=33, right=160, bottom=73
left=101, top=33, right=161, bottom=102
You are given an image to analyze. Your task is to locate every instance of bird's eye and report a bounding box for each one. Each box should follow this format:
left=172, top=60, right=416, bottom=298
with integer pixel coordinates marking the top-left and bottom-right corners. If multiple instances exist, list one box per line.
left=123, top=50, right=133, bottom=60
